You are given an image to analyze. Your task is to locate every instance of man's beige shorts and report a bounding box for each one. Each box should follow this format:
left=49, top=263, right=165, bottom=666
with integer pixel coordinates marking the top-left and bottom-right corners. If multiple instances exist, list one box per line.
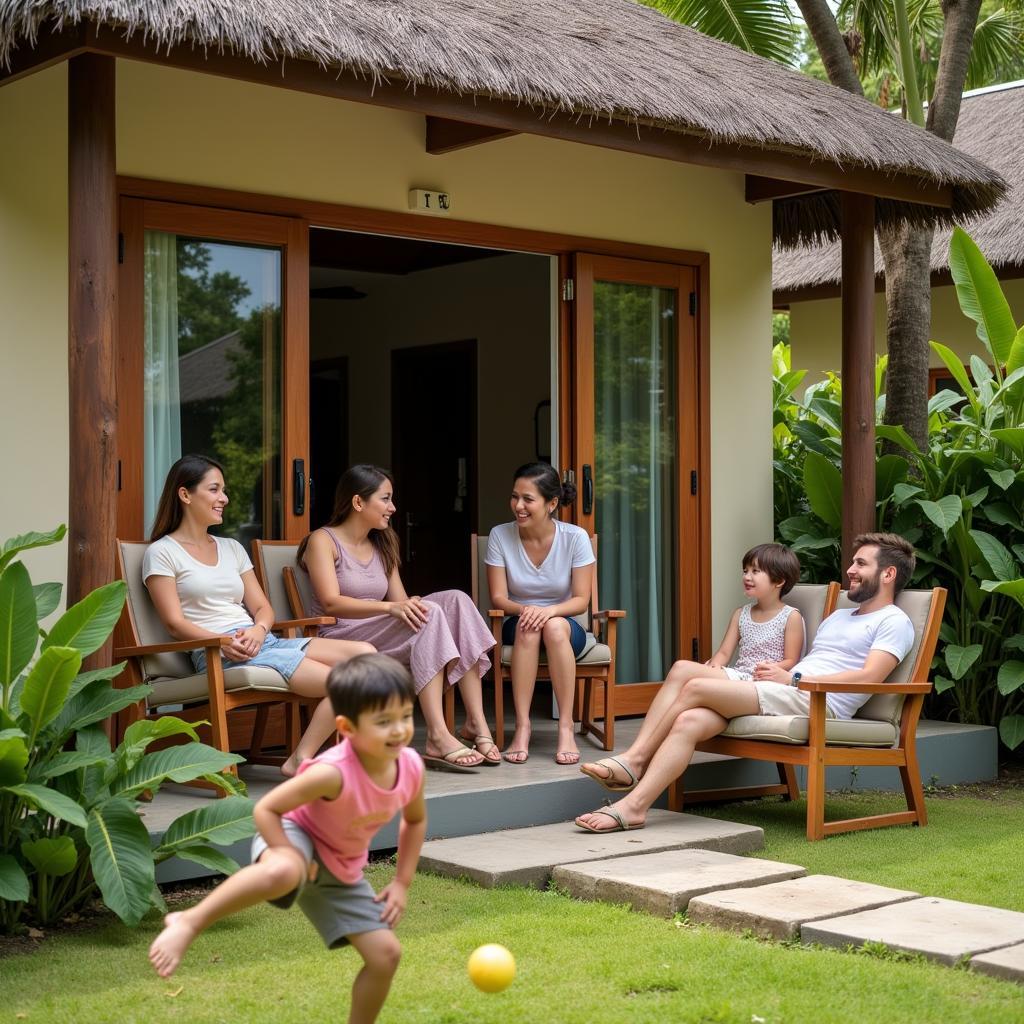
left=753, top=681, right=837, bottom=718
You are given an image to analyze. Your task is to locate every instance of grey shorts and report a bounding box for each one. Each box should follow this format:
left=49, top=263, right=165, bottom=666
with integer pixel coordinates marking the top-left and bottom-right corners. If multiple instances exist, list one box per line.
left=754, top=681, right=838, bottom=719
left=191, top=623, right=311, bottom=682
left=251, top=819, right=388, bottom=949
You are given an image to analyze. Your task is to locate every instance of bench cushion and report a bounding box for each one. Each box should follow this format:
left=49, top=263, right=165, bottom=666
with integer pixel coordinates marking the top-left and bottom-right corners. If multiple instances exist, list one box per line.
left=499, top=636, right=608, bottom=667
left=721, top=714, right=897, bottom=747
left=149, top=665, right=291, bottom=707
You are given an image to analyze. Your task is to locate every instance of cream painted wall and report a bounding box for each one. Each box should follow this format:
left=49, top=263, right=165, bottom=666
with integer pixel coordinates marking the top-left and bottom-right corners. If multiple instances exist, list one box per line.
left=790, top=277, right=1024, bottom=386
left=310, top=252, right=551, bottom=532
left=0, top=65, right=69, bottom=598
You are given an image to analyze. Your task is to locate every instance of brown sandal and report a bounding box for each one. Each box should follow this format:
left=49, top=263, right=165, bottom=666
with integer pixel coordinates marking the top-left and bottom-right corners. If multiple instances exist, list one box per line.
left=461, top=732, right=501, bottom=766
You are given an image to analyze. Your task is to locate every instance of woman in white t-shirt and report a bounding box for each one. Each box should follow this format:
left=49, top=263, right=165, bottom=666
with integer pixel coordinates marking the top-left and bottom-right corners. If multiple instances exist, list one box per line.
left=142, top=455, right=373, bottom=775
left=485, top=463, right=595, bottom=765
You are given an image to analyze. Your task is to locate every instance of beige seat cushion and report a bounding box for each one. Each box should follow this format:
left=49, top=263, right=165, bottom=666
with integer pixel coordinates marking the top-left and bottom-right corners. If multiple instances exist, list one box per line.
left=721, top=714, right=897, bottom=747
left=499, top=637, right=609, bottom=667
left=150, top=665, right=291, bottom=707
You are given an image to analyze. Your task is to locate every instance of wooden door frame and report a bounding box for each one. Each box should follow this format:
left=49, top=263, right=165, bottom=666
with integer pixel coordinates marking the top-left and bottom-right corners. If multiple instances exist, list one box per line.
left=116, top=177, right=713, bottom=689
left=116, top=197, right=309, bottom=541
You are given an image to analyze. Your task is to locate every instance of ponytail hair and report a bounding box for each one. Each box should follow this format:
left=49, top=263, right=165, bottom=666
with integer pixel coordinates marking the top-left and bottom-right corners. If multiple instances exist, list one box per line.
left=149, top=454, right=225, bottom=541
left=512, top=462, right=576, bottom=513
left=297, top=465, right=401, bottom=576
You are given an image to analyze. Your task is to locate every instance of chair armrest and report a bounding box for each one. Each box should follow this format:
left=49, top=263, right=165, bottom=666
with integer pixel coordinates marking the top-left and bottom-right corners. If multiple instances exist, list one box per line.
left=272, top=616, right=333, bottom=632
left=796, top=680, right=932, bottom=695
left=114, top=636, right=231, bottom=658
left=592, top=610, right=627, bottom=621
left=487, top=609, right=504, bottom=619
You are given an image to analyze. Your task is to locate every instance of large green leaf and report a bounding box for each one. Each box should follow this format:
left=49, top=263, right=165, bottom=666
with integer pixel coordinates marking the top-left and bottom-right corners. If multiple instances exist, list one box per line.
left=21, top=836, right=78, bottom=877
left=981, top=578, right=1024, bottom=610
left=1007, top=325, right=1024, bottom=375
left=944, top=644, right=982, bottom=681
left=999, top=715, right=1024, bottom=751
left=803, top=451, right=842, bottom=530
left=28, top=749, right=108, bottom=782
left=930, top=341, right=978, bottom=416
left=933, top=675, right=956, bottom=695
left=32, top=582, right=62, bottom=621
left=114, top=742, right=243, bottom=798
left=916, top=495, right=963, bottom=536
left=0, top=560, right=38, bottom=688
left=985, top=468, right=1015, bottom=492
left=875, top=424, right=923, bottom=456
left=118, top=717, right=201, bottom=775
left=160, top=795, right=255, bottom=849
left=0, top=853, right=30, bottom=902
left=167, top=845, right=241, bottom=876
left=42, top=581, right=125, bottom=659
left=0, top=729, right=29, bottom=786
left=50, top=682, right=151, bottom=738
left=4, top=783, right=87, bottom=828
left=85, top=798, right=155, bottom=927
left=997, top=661, right=1024, bottom=697
left=876, top=455, right=908, bottom=500
left=0, top=526, right=66, bottom=575
left=20, top=646, right=82, bottom=742
left=970, top=530, right=1018, bottom=583
left=948, top=227, right=1018, bottom=365
left=991, top=428, right=1024, bottom=458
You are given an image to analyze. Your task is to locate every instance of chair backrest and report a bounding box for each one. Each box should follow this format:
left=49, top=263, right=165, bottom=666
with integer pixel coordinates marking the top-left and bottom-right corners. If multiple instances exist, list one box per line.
left=783, top=582, right=840, bottom=651
left=252, top=540, right=304, bottom=620
left=116, top=540, right=192, bottom=681
left=471, top=532, right=595, bottom=630
left=833, top=587, right=946, bottom=724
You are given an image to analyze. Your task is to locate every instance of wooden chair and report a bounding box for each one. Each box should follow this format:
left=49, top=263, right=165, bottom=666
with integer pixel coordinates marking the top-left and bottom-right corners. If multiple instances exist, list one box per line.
left=471, top=532, right=625, bottom=750
left=113, top=539, right=331, bottom=785
left=669, top=585, right=947, bottom=840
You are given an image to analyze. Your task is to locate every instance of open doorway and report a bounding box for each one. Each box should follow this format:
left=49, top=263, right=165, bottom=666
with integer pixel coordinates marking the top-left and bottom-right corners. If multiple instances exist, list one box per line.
left=308, top=228, right=553, bottom=591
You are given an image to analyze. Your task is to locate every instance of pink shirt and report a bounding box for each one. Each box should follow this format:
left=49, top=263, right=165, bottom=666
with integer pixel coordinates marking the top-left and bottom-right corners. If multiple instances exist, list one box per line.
left=285, top=740, right=424, bottom=883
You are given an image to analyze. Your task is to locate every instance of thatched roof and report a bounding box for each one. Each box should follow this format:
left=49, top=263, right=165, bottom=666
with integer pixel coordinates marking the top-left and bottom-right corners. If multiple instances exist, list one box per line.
left=774, top=81, right=1024, bottom=295
left=1, top=0, right=1009, bottom=245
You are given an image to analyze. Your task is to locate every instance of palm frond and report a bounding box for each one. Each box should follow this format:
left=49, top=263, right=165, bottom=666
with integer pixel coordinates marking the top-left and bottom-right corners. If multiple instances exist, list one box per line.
left=965, top=9, right=1024, bottom=89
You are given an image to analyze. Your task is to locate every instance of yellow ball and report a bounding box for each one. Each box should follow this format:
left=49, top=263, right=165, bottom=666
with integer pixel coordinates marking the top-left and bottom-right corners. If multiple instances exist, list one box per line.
left=467, top=943, right=516, bottom=993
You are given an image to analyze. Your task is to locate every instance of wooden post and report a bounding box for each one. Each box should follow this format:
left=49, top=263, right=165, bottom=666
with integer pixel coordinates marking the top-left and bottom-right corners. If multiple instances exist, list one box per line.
left=840, top=192, right=876, bottom=574
left=68, top=55, right=117, bottom=612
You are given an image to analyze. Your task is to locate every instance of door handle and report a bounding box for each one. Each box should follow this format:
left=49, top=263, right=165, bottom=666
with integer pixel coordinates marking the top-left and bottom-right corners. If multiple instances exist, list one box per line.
left=292, top=458, right=305, bottom=516
left=582, top=464, right=593, bottom=515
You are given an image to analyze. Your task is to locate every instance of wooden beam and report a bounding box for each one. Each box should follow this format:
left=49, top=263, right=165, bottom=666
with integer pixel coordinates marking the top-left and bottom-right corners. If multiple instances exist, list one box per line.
left=79, top=28, right=952, bottom=208
left=745, top=175, right=828, bottom=204
left=840, top=191, right=876, bottom=572
left=426, top=116, right=517, bottom=154
left=68, top=54, right=117, bottom=611
left=0, top=25, right=88, bottom=88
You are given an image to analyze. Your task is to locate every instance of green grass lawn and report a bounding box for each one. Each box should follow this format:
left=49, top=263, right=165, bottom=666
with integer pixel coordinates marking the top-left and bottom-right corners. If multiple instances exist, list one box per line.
left=2, top=787, right=1023, bottom=1024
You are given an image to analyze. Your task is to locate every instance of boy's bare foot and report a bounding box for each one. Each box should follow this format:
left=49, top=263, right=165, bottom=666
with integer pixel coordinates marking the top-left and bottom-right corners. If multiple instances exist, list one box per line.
left=149, top=911, right=199, bottom=978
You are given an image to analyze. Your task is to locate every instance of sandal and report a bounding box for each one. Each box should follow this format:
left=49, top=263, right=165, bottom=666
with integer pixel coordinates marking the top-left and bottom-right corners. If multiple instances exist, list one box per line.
left=423, top=746, right=483, bottom=773
left=502, top=749, right=529, bottom=764
left=579, top=755, right=638, bottom=792
left=555, top=750, right=580, bottom=765
left=574, top=806, right=645, bottom=834
left=460, top=732, right=501, bottom=767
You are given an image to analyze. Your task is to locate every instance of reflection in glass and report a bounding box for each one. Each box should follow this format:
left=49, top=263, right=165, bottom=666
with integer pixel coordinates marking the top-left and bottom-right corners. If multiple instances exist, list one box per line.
left=594, top=282, right=678, bottom=683
left=143, top=233, right=282, bottom=549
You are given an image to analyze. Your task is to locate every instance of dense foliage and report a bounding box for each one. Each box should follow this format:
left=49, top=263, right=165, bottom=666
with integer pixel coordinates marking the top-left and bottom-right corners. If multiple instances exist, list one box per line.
left=773, top=229, right=1024, bottom=752
left=0, top=527, right=255, bottom=932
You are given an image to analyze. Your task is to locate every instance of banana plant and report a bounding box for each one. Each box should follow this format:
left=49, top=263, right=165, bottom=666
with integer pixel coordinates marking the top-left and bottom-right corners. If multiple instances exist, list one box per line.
left=0, top=527, right=255, bottom=932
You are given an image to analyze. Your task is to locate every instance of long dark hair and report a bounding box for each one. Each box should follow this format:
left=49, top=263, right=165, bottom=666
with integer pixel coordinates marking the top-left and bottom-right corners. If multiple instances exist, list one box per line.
left=512, top=462, right=576, bottom=514
left=297, top=465, right=401, bottom=576
left=149, top=454, right=225, bottom=541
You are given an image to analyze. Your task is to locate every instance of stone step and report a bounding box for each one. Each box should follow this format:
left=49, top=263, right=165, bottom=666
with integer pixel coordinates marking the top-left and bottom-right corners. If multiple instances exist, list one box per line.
left=687, top=875, right=919, bottom=940
left=971, top=942, right=1024, bottom=983
left=418, top=809, right=764, bottom=889
left=802, top=897, right=1024, bottom=966
left=552, top=849, right=805, bottom=918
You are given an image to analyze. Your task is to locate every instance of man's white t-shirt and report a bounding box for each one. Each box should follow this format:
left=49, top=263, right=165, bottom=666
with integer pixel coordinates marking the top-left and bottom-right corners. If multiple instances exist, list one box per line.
left=484, top=520, right=595, bottom=608
left=792, top=604, right=915, bottom=719
left=142, top=535, right=255, bottom=633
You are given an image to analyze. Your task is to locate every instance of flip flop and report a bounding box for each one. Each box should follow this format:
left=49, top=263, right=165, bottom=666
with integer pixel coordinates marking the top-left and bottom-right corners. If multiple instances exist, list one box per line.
left=423, top=746, right=482, bottom=773
left=574, top=806, right=645, bottom=834
left=579, top=755, right=639, bottom=792
left=502, top=749, right=529, bottom=764
left=555, top=750, right=581, bottom=765
left=460, top=732, right=501, bottom=767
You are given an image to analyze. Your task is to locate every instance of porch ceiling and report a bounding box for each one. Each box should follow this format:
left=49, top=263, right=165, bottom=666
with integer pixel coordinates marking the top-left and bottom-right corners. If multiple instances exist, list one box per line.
left=0, top=2, right=1008, bottom=247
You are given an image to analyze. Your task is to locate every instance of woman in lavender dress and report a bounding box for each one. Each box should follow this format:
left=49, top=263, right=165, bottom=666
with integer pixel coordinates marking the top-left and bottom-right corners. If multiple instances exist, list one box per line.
left=298, top=465, right=497, bottom=772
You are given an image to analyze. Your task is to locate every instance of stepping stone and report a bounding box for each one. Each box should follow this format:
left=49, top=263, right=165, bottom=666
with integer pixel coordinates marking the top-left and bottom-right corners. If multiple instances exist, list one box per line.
left=802, top=897, right=1024, bottom=966
left=971, top=942, right=1024, bottom=983
left=551, top=848, right=805, bottom=918
left=688, top=875, right=919, bottom=940
left=418, top=809, right=763, bottom=889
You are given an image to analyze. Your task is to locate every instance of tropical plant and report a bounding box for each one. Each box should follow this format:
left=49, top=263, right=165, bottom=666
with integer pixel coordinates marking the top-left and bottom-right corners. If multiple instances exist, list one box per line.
left=0, top=526, right=255, bottom=933
left=773, top=228, right=1024, bottom=753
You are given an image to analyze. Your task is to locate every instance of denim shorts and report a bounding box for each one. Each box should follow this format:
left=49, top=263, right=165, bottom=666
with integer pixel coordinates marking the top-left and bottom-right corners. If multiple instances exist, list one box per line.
left=502, top=614, right=588, bottom=658
left=190, top=622, right=311, bottom=681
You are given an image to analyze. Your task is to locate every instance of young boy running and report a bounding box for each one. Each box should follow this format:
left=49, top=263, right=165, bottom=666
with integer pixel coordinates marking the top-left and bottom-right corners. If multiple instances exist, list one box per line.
left=149, top=653, right=426, bottom=1024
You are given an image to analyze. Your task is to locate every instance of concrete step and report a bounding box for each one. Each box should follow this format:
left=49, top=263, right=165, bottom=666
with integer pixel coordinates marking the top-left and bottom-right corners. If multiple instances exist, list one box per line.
left=802, top=897, right=1024, bottom=966
left=552, top=849, right=805, bottom=918
left=418, top=809, right=764, bottom=889
left=687, top=875, right=919, bottom=940
left=971, top=942, right=1024, bottom=983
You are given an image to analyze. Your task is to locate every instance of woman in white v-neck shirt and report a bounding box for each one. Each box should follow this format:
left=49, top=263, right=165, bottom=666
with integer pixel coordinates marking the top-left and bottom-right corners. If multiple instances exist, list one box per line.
left=485, top=463, right=595, bottom=765
left=142, top=455, right=374, bottom=775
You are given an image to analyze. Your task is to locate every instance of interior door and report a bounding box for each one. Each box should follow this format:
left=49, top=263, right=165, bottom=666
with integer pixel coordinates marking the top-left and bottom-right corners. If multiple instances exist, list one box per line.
left=118, top=199, right=309, bottom=547
left=572, top=254, right=701, bottom=685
